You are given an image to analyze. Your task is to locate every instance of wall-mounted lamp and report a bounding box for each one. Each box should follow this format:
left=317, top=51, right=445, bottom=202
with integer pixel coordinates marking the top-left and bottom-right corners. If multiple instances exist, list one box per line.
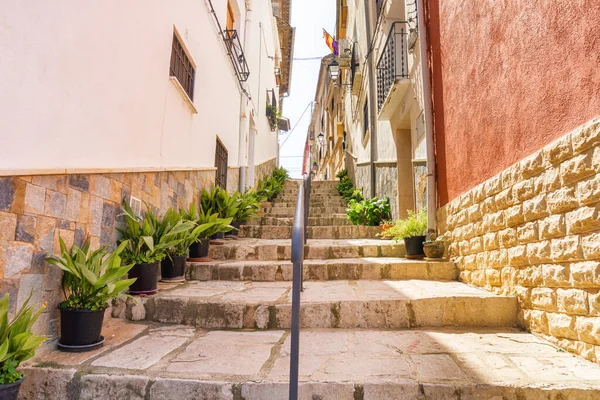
left=317, top=132, right=325, bottom=145
left=328, top=60, right=340, bottom=81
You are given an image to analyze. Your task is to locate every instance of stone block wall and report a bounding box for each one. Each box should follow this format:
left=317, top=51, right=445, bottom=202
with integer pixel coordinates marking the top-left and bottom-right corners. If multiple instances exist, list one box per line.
left=375, top=163, right=399, bottom=219
left=253, top=157, right=278, bottom=187
left=354, top=164, right=370, bottom=197
left=0, top=169, right=214, bottom=337
left=437, top=117, right=600, bottom=363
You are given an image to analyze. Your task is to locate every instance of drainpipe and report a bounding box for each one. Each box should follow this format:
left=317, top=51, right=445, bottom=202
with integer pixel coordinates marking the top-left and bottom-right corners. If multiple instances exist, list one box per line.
left=416, top=0, right=437, bottom=232
left=238, top=1, right=253, bottom=192
left=364, top=0, right=378, bottom=199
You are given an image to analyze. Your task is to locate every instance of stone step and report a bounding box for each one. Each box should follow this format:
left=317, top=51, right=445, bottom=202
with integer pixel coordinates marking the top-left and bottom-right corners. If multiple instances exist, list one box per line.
left=187, top=258, right=458, bottom=282
left=270, top=199, right=347, bottom=207
left=239, top=225, right=380, bottom=239
left=114, top=280, right=518, bottom=329
left=208, top=238, right=405, bottom=260
left=25, top=319, right=600, bottom=399
left=265, top=206, right=348, bottom=216
left=247, top=216, right=352, bottom=226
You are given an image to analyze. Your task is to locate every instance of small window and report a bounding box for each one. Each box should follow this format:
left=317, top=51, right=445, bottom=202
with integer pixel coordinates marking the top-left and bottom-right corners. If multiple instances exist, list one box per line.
left=215, top=138, right=229, bottom=190
left=169, top=33, right=195, bottom=100
left=363, top=100, right=369, bottom=139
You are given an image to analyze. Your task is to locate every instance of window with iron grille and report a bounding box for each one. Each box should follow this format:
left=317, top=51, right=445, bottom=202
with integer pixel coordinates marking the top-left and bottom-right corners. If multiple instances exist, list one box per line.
left=215, top=139, right=229, bottom=190
left=169, top=33, right=195, bottom=100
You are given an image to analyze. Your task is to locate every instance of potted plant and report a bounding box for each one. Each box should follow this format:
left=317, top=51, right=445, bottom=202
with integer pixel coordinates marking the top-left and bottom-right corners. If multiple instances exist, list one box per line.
left=266, top=104, right=281, bottom=131
left=117, top=201, right=190, bottom=295
left=232, top=189, right=261, bottom=238
left=424, top=231, right=446, bottom=260
left=346, top=197, right=391, bottom=227
left=158, top=208, right=203, bottom=282
left=387, top=209, right=428, bottom=259
left=201, top=186, right=239, bottom=243
left=0, top=293, right=45, bottom=400
left=45, top=237, right=136, bottom=351
left=181, top=204, right=233, bottom=261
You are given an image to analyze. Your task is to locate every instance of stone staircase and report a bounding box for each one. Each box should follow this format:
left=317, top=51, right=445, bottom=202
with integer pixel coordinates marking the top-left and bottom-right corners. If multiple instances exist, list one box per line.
left=23, top=180, right=600, bottom=399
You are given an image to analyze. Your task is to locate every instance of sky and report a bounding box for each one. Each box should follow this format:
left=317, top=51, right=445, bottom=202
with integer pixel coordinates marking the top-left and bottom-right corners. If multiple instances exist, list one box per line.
left=278, top=0, right=336, bottom=178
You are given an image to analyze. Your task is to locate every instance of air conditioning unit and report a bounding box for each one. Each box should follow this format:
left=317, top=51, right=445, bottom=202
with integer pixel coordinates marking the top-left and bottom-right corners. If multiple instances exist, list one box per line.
left=337, top=39, right=352, bottom=68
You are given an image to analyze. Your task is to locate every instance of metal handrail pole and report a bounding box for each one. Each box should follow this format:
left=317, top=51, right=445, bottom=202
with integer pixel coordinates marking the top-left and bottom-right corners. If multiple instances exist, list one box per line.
left=289, top=182, right=305, bottom=400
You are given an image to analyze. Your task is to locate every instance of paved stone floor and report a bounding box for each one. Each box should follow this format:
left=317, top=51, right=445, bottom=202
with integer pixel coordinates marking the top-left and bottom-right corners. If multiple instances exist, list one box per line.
left=24, top=318, right=600, bottom=399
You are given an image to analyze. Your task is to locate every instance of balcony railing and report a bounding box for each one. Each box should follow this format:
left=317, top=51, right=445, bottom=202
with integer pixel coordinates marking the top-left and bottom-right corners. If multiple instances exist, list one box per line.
left=376, top=21, right=409, bottom=113
left=222, top=29, right=250, bottom=83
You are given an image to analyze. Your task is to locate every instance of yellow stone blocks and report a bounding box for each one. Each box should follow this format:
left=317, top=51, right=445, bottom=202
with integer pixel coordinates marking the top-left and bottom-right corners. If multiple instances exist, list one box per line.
left=438, top=118, right=600, bottom=363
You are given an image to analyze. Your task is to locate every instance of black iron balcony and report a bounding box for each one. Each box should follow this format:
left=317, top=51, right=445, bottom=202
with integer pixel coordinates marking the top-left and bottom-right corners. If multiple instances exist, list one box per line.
left=376, top=21, right=409, bottom=114
left=222, top=29, right=250, bottom=83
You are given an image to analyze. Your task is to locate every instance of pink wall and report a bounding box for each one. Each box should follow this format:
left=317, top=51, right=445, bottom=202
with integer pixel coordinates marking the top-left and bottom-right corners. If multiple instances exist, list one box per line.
left=430, top=0, right=600, bottom=205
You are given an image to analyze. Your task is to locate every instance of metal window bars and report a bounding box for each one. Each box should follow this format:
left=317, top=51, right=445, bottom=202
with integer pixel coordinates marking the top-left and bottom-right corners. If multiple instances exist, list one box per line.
left=222, top=29, right=251, bottom=83
left=289, top=171, right=311, bottom=400
left=169, top=33, right=196, bottom=100
left=376, top=21, right=409, bottom=112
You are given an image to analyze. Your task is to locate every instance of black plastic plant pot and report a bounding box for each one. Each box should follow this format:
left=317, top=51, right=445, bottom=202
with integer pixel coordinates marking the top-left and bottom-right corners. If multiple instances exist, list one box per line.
left=188, top=239, right=210, bottom=261
left=0, top=377, right=24, bottom=400
left=229, top=221, right=241, bottom=238
left=128, top=262, right=160, bottom=295
left=212, top=232, right=225, bottom=240
left=404, top=235, right=426, bottom=259
left=58, top=306, right=105, bottom=351
left=161, top=255, right=187, bottom=281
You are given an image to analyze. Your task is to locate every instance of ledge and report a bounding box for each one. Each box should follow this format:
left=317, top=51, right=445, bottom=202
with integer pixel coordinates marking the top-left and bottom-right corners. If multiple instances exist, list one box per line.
left=169, top=77, right=198, bottom=114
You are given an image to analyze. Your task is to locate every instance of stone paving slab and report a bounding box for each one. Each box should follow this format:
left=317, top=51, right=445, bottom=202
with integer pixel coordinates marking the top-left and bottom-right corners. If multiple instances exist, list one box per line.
left=113, top=280, right=518, bottom=329
left=187, top=257, right=458, bottom=282
left=208, top=238, right=406, bottom=260
left=239, top=225, right=381, bottom=239
left=23, top=320, right=600, bottom=399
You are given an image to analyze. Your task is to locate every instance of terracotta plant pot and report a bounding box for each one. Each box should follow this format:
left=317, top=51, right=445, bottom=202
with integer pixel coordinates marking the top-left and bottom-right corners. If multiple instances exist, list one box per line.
left=424, top=241, right=445, bottom=259
left=404, top=236, right=426, bottom=259
left=379, top=223, right=393, bottom=239
left=0, top=377, right=24, bottom=400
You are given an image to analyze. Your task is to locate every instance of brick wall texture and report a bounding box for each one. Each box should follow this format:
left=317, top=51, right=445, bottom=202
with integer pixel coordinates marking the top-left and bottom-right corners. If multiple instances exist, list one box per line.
left=0, top=169, right=215, bottom=337
left=438, top=117, right=600, bottom=363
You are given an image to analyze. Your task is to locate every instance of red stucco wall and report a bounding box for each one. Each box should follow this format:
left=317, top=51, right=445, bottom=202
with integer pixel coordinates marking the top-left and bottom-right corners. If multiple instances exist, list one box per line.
left=430, top=0, right=600, bottom=205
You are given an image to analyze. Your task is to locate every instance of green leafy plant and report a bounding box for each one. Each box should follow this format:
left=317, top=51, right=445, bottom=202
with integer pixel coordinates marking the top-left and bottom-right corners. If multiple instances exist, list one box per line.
left=256, top=167, right=290, bottom=202
left=0, top=293, right=46, bottom=384
left=116, top=200, right=191, bottom=264
left=386, top=209, right=428, bottom=241
left=346, top=197, right=391, bottom=226
left=45, top=238, right=137, bottom=310
left=181, top=204, right=233, bottom=238
left=161, top=208, right=218, bottom=257
left=266, top=104, right=281, bottom=130
left=201, top=186, right=239, bottom=220
left=234, top=190, right=262, bottom=223
left=335, top=169, right=363, bottom=203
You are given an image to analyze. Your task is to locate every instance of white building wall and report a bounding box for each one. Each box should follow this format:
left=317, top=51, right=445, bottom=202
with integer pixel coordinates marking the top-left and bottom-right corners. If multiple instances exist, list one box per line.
left=0, top=0, right=281, bottom=176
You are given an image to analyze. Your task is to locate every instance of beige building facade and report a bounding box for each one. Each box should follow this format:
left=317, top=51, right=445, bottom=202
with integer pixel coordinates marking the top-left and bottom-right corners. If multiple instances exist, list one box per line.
left=0, top=0, right=293, bottom=335
left=310, top=0, right=429, bottom=219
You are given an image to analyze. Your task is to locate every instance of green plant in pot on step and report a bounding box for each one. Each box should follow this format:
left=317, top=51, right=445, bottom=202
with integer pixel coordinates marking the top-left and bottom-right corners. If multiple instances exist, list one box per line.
left=200, top=186, right=239, bottom=243
left=117, top=200, right=190, bottom=295
left=232, top=189, right=262, bottom=238
left=181, top=204, right=233, bottom=261
left=158, top=208, right=208, bottom=282
left=45, top=238, right=136, bottom=351
left=0, top=293, right=45, bottom=400
left=387, top=209, right=428, bottom=259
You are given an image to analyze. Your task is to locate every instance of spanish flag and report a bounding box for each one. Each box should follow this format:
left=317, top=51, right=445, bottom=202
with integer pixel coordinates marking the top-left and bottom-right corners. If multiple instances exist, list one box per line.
left=323, top=29, right=338, bottom=55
